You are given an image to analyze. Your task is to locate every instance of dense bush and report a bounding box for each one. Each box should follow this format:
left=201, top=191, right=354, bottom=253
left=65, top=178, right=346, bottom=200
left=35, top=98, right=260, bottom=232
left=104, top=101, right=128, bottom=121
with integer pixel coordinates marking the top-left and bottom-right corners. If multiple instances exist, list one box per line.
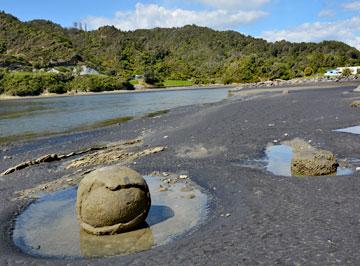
left=69, top=75, right=134, bottom=92
left=1, top=72, right=68, bottom=96
left=304, top=67, right=314, bottom=76
left=357, top=69, right=360, bottom=75
left=1, top=11, right=360, bottom=85
left=342, top=68, right=352, bottom=77
left=144, top=69, right=164, bottom=86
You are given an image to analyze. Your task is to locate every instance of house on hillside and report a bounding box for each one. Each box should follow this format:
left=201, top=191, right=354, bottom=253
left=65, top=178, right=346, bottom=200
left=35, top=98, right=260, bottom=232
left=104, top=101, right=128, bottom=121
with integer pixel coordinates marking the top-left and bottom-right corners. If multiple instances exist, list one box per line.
left=325, top=66, right=360, bottom=77
left=324, top=69, right=340, bottom=77
left=337, top=66, right=360, bottom=75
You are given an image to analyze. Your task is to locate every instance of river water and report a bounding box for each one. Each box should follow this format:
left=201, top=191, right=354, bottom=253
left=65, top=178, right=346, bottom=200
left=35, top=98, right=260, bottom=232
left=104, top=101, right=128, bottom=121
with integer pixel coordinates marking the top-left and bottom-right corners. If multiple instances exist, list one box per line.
left=0, top=88, right=228, bottom=143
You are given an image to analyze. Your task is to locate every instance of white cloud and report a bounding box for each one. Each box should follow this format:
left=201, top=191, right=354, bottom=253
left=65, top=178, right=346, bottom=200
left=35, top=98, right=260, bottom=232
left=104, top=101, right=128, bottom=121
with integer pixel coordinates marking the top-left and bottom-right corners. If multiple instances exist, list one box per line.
left=83, top=3, right=267, bottom=31
left=343, top=1, right=360, bottom=10
left=317, top=9, right=335, bottom=18
left=196, top=0, right=270, bottom=10
left=261, top=16, right=360, bottom=50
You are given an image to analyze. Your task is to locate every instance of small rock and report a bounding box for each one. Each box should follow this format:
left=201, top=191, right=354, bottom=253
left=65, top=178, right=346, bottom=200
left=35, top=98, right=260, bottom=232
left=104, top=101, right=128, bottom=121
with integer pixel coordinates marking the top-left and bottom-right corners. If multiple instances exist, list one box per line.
left=273, top=140, right=278, bottom=144
left=163, top=136, right=168, bottom=139
left=66, top=178, right=73, bottom=182
left=186, top=194, right=196, bottom=199
left=159, top=186, right=168, bottom=192
left=356, top=167, right=360, bottom=172
left=268, top=123, right=275, bottom=127
left=162, top=172, right=169, bottom=176
left=179, top=175, right=188, bottom=179
left=163, top=178, right=171, bottom=184
left=3, top=156, right=12, bottom=160
left=351, top=101, right=360, bottom=107
left=284, top=133, right=289, bottom=137
left=225, top=213, right=231, bottom=217
left=180, top=186, right=193, bottom=192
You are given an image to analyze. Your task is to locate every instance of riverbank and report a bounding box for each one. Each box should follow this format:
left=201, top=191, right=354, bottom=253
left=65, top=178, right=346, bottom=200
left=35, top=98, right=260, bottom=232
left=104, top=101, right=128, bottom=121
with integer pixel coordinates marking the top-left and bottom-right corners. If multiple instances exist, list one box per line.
left=1, top=75, right=359, bottom=101
left=0, top=83, right=236, bottom=101
left=2, top=82, right=360, bottom=264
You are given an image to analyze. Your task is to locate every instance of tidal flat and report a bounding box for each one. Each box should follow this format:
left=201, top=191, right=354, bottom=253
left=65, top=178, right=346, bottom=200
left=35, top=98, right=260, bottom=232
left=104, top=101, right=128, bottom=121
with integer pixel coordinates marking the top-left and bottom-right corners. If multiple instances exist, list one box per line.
left=2, top=82, right=360, bottom=265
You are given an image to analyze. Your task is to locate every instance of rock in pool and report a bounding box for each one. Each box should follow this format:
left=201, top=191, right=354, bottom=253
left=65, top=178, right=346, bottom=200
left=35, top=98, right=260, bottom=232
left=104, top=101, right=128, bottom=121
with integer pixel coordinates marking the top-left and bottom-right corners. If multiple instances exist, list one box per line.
left=291, top=149, right=338, bottom=176
left=77, top=166, right=151, bottom=235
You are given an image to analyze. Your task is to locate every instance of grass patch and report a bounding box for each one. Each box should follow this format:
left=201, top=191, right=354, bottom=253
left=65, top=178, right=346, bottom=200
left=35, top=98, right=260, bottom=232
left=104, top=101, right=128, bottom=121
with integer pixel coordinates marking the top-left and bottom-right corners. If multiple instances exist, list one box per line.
left=0, top=106, right=48, bottom=120
left=163, top=80, right=193, bottom=87
left=0, top=131, right=56, bottom=144
left=145, top=109, right=169, bottom=118
left=0, top=116, right=134, bottom=144
left=130, top=80, right=139, bottom=85
left=93, top=116, right=133, bottom=128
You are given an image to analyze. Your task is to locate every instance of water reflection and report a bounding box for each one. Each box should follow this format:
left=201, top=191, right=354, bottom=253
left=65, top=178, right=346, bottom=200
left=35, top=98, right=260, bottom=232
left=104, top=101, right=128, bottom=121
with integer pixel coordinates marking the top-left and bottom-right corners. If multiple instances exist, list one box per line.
left=80, top=223, right=154, bottom=258
left=0, top=88, right=228, bottom=143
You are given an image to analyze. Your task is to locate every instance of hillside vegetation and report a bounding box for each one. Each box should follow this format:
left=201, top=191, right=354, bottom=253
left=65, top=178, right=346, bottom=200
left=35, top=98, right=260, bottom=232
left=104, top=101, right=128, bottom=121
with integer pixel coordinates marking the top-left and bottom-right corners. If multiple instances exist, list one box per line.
left=0, top=11, right=360, bottom=95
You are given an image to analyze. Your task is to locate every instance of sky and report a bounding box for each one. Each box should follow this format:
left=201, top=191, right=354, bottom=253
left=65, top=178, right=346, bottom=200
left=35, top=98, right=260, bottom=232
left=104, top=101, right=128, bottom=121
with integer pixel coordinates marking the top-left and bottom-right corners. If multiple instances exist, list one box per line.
left=1, top=0, right=360, bottom=49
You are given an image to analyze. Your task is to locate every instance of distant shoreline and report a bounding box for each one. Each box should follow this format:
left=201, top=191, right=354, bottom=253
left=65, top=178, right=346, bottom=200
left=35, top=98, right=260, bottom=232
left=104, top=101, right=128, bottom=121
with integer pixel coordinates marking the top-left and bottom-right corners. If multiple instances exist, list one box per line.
left=0, top=84, right=236, bottom=101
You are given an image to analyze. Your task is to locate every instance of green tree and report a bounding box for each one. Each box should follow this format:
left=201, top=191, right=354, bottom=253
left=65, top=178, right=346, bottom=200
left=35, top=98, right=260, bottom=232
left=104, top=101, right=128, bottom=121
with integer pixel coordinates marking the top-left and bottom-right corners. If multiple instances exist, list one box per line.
left=304, top=67, right=313, bottom=76
left=342, top=68, right=352, bottom=77
left=144, top=69, right=163, bottom=86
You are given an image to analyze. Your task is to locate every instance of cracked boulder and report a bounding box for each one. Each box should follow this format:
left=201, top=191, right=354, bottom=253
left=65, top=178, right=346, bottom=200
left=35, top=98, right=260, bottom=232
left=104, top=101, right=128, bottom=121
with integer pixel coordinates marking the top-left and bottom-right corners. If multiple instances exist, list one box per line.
left=76, top=166, right=151, bottom=235
left=291, top=149, right=338, bottom=176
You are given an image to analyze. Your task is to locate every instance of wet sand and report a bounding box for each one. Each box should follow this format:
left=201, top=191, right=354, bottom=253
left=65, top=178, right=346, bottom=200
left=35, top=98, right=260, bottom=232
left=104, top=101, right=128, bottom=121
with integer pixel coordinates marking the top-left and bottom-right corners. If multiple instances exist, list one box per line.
left=2, top=81, right=360, bottom=265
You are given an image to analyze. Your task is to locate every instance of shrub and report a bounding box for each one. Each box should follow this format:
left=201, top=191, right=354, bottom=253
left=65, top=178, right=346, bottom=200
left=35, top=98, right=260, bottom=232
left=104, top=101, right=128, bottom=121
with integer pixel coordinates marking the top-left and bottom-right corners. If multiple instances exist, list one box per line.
left=304, top=67, right=313, bottom=76
left=2, top=72, right=45, bottom=96
left=144, top=69, right=163, bottom=86
left=69, top=75, right=133, bottom=92
left=1, top=72, right=71, bottom=96
left=357, top=69, right=360, bottom=75
left=0, top=42, right=6, bottom=54
left=342, top=68, right=352, bottom=77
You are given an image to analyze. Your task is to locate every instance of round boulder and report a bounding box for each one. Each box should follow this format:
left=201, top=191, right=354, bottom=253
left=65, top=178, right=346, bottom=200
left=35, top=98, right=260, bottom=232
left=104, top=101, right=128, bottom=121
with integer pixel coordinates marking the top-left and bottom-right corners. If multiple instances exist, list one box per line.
left=77, top=166, right=151, bottom=235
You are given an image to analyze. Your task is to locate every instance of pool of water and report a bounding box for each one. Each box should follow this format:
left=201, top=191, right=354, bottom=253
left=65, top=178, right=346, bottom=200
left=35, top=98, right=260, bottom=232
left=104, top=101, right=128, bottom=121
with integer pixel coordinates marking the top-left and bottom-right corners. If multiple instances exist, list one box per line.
left=12, top=176, right=208, bottom=259
left=334, top=125, right=360, bottom=135
left=0, top=88, right=228, bottom=143
left=265, top=144, right=353, bottom=176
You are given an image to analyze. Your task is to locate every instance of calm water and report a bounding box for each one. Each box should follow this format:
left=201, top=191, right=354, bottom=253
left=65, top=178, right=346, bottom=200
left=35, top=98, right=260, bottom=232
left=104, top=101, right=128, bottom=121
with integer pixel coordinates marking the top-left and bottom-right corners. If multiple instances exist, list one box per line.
left=334, top=125, right=360, bottom=135
left=0, top=88, right=228, bottom=143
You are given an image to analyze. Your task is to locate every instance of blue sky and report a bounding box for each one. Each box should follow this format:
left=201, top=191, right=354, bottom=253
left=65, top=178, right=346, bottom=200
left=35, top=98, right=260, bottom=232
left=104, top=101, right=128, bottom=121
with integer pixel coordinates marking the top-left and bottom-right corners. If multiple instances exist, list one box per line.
left=1, top=0, right=360, bottom=49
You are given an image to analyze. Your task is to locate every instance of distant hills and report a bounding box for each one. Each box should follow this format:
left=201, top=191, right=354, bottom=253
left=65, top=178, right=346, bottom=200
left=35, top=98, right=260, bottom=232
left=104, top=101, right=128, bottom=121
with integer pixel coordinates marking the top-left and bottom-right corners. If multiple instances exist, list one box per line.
left=1, top=11, right=360, bottom=84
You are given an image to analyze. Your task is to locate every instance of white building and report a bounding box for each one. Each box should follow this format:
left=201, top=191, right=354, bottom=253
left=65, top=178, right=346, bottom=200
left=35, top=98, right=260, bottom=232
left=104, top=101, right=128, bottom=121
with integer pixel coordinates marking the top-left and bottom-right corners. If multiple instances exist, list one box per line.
left=324, top=69, right=340, bottom=77
left=325, top=66, right=360, bottom=76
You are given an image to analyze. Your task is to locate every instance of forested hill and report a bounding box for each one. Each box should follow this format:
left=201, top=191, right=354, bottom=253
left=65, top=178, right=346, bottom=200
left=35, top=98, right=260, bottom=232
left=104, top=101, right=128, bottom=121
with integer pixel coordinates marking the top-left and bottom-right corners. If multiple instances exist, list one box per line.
left=1, top=11, right=360, bottom=83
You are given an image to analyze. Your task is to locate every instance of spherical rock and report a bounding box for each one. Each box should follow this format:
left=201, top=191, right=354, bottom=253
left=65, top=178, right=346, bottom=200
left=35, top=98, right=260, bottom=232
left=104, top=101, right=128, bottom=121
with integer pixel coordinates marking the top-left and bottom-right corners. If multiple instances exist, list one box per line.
left=76, top=166, right=151, bottom=235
